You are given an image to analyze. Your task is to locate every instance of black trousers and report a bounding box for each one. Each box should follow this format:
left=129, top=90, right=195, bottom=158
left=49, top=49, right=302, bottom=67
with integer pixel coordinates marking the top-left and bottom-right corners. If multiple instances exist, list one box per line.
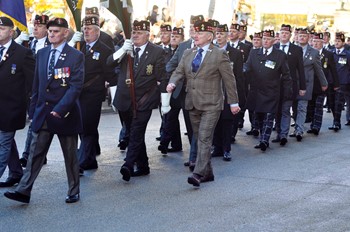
left=120, top=109, right=153, bottom=170
left=160, top=107, right=182, bottom=150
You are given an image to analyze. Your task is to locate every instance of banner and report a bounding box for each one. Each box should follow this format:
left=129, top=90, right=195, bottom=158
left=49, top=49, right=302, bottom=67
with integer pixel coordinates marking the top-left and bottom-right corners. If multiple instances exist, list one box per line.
left=0, top=0, right=27, bottom=31
left=101, top=0, right=133, bottom=38
left=65, top=0, right=83, bottom=31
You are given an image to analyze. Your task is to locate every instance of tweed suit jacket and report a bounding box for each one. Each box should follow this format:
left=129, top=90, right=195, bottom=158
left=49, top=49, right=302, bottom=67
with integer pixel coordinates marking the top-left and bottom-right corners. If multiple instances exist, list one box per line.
left=297, top=45, right=327, bottom=101
left=0, top=40, right=35, bottom=131
left=169, top=43, right=238, bottom=112
left=29, top=43, right=85, bottom=135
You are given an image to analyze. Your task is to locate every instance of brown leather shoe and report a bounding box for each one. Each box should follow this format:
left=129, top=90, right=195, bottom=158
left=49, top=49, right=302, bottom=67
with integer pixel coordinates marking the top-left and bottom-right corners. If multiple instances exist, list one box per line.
left=187, top=174, right=201, bottom=187
left=200, top=175, right=214, bottom=183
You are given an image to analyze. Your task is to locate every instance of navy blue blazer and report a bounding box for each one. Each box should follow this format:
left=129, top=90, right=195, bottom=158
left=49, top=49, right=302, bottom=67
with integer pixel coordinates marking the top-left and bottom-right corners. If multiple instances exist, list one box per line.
left=29, top=43, right=85, bottom=135
left=0, top=40, right=35, bottom=131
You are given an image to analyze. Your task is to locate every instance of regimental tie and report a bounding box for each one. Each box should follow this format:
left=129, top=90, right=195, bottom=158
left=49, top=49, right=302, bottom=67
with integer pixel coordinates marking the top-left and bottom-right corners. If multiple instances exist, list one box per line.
left=281, top=45, right=287, bottom=53
left=134, top=47, right=141, bottom=68
left=192, top=48, right=204, bottom=72
left=48, top=49, right=56, bottom=79
left=263, top=49, right=268, bottom=56
left=31, top=39, right=38, bottom=55
left=0, top=46, right=5, bottom=60
left=337, top=49, right=341, bottom=55
left=86, top=44, right=91, bottom=54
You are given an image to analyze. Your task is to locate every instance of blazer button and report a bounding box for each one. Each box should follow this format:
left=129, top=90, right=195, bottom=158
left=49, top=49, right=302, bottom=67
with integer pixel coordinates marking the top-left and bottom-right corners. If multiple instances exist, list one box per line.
left=46, top=89, right=49, bottom=92
left=45, top=102, right=49, bottom=105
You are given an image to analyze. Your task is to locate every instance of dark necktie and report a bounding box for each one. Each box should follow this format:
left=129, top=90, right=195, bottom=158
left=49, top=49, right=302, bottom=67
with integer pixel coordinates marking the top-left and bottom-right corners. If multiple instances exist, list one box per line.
left=192, top=48, right=204, bottom=72
left=134, top=47, right=141, bottom=68
left=0, top=46, right=5, bottom=59
left=281, top=45, right=287, bottom=53
left=264, top=49, right=268, bottom=56
left=337, top=49, right=340, bottom=55
left=86, top=44, right=91, bottom=54
left=48, top=49, right=56, bottom=78
left=32, top=39, right=38, bottom=54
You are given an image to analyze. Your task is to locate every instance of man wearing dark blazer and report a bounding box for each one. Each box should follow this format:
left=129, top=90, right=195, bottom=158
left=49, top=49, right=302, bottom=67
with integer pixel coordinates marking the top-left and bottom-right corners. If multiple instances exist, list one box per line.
left=272, top=24, right=306, bottom=146
left=108, top=20, right=167, bottom=182
left=77, top=17, right=117, bottom=170
left=290, top=28, right=327, bottom=141
left=245, top=30, right=292, bottom=151
left=5, top=18, right=84, bottom=204
left=307, top=33, right=339, bottom=135
left=212, top=24, right=244, bottom=161
left=167, top=21, right=240, bottom=187
left=166, top=15, right=204, bottom=169
left=0, top=17, right=35, bottom=187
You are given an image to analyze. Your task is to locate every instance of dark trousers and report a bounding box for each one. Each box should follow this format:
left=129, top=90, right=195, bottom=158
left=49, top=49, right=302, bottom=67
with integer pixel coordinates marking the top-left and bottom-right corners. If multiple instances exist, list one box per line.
left=22, top=122, right=33, bottom=159
left=120, top=109, right=152, bottom=170
left=213, top=115, right=234, bottom=153
left=255, top=112, right=275, bottom=143
left=160, top=107, right=182, bottom=150
left=309, top=94, right=326, bottom=130
left=16, top=122, right=80, bottom=197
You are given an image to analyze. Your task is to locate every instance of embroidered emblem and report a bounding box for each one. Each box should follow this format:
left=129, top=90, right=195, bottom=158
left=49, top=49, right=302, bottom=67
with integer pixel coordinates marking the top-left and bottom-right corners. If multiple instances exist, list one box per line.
left=146, top=64, right=153, bottom=75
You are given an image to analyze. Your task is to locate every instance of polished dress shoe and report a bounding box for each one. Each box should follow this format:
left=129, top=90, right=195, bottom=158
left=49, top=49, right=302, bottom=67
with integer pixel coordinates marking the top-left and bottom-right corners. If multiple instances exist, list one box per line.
left=120, top=166, right=131, bottom=181
left=200, top=175, right=214, bottom=183
left=189, top=162, right=195, bottom=172
left=289, top=133, right=296, bottom=137
left=118, top=140, right=128, bottom=151
left=296, top=134, right=303, bottom=142
left=80, top=161, right=98, bottom=170
left=158, top=144, right=167, bottom=154
left=184, top=161, right=190, bottom=167
left=328, top=125, right=341, bottom=132
left=280, top=138, right=288, bottom=146
left=211, top=147, right=222, bottom=157
left=167, top=148, right=182, bottom=153
left=271, top=138, right=281, bottom=143
left=223, top=152, right=232, bottom=161
left=345, top=121, right=350, bottom=126
left=4, top=191, right=30, bottom=203
left=0, top=177, right=22, bottom=187
left=246, top=129, right=259, bottom=136
left=307, top=128, right=319, bottom=135
left=187, top=174, right=201, bottom=187
left=19, top=157, right=27, bottom=167
left=131, top=167, right=150, bottom=177
left=155, top=136, right=161, bottom=141
left=254, top=142, right=269, bottom=150
left=65, top=194, right=80, bottom=203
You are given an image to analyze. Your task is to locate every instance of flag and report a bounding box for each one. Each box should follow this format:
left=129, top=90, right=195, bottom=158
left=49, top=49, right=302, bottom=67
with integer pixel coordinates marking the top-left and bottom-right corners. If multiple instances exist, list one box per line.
left=0, top=0, right=27, bottom=31
left=65, top=0, right=84, bottom=31
left=101, top=0, right=133, bottom=38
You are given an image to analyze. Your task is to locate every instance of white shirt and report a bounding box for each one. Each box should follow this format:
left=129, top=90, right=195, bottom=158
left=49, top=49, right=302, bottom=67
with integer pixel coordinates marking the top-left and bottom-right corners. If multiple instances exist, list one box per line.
left=263, top=46, right=273, bottom=56
left=33, top=36, right=47, bottom=54
left=279, top=42, right=290, bottom=54
left=0, top=39, right=12, bottom=61
left=134, top=42, right=148, bottom=58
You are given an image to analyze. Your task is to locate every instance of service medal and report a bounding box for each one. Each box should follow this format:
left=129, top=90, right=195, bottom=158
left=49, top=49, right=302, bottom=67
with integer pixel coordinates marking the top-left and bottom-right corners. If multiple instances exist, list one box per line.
left=93, top=51, right=100, bottom=60
left=11, top=64, right=16, bottom=74
left=146, top=64, right=153, bottom=75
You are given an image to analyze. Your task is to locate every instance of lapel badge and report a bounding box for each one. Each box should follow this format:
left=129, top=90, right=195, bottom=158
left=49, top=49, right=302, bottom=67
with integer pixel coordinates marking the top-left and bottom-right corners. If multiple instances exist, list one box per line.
left=2, top=53, right=8, bottom=61
left=11, top=64, right=16, bottom=74
left=93, top=51, right=100, bottom=60
left=59, top=53, right=66, bottom=60
left=146, top=64, right=153, bottom=75
left=309, top=56, right=312, bottom=60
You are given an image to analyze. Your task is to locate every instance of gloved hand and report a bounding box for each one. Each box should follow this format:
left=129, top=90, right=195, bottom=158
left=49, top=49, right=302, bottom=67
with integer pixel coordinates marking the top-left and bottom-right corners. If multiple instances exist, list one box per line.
left=113, top=39, right=133, bottom=62
left=68, top=31, right=83, bottom=47
left=14, top=31, right=30, bottom=44
left=161, top=92, right=172, bottom=114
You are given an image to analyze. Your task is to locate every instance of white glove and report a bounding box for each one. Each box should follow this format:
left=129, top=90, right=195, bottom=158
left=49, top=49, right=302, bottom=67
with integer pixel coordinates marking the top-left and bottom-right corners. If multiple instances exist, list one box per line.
left=14, top=31, right=30, bottom=44
left=113, top=39, right=133, bottom=62
left=161, top=92, right=172, bottom=114
left=68, top=31, right=83, bottom=47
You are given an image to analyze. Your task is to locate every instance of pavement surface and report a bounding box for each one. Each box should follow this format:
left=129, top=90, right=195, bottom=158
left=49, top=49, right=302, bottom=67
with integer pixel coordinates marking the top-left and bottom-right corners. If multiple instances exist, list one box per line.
left=1, top=105, right=350, bottom=232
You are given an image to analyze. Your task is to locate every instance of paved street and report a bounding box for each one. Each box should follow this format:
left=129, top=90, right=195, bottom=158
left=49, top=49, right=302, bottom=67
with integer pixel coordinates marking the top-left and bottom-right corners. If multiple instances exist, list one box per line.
left=1, top=106, right=350, bottom=232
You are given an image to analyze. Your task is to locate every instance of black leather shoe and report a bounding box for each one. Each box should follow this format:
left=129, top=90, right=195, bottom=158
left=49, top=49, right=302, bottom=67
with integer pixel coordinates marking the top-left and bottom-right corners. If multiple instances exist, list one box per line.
left=289, top=133, right=296, bottom=137
left=120, top=166, right=131, bottom=181
left=0, top=177, right=22, bottom=187
left=237, top=121, right=244, bottom=129
left=65, top=194, right=80, bottom=203
left=223, top=152, right=232, bottom=161
left=200, top=175, right=214, bottom=183
left=155, top=136, right=161, bottom=141
left=307, top=128, right=319, bottom=135
left=118, top=140, right=128, bottom=150
left=259, top=142, right=268, bottom=151
left=188, top=174, right=201, bottom=187
left=43, top=157, right=47, bottom=165
left=345, top=121, right=350, bottom=126
left=167, top=148, right=182, bottom=153
left=271, top=138, right=281, bottom=143
left=80, top=161, right=98, bottom=170
left=189, top=162, right=195, bottom=172
left=131, top=167, right=150, bottom=177
left=184, top=161, right=190, bottom=167
left=79, top=168, right=84, bottom=176
left=4, top=191, right=30, bottom=203
left=246, top=129, right=259, bottom=136
left=296, top=134, right=303, bottom=142
left=329, top=125, right=341, bottom=132
left=19, top=157, right=27, bottom=167
left=280, top=138, right=288, bottom=146
left=158, top=144, right=167, bottom=154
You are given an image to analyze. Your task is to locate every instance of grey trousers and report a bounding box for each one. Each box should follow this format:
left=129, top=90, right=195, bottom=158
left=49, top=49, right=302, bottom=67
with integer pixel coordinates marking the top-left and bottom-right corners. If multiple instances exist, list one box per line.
left=16, top=123, right=80, bottom=197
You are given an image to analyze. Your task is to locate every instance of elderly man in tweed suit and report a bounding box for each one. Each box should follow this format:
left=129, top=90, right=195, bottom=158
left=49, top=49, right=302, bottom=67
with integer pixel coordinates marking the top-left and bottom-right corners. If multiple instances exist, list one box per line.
left=167, top=21, right=240, bottom=187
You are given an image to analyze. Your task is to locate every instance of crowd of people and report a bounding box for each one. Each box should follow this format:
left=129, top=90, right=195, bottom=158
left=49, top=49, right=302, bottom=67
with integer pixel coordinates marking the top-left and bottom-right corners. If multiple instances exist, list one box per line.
left=1, top=5, right=350, bottom=204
